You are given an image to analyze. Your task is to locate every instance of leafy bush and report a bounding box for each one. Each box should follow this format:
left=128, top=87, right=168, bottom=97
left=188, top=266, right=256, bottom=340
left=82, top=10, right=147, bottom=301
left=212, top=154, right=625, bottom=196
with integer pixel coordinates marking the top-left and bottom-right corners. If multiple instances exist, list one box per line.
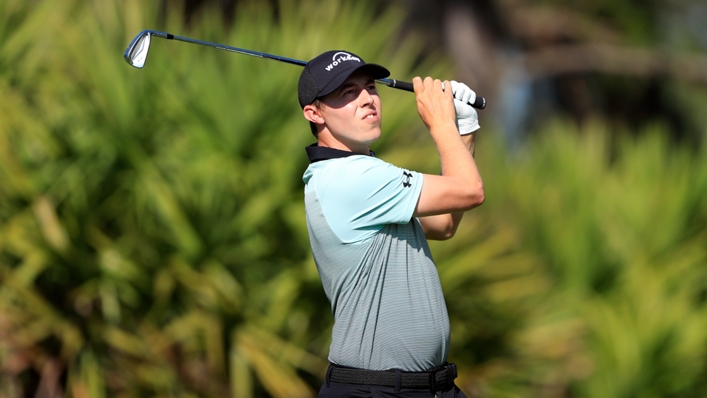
left=0, top=0, right=448, bottom=396
left=2, top=0, right=707, bottom=397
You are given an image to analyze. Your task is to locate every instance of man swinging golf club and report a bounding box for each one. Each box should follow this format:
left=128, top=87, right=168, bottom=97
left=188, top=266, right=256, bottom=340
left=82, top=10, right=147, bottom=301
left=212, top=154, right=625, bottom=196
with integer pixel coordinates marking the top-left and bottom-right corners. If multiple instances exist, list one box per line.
left=300, top=50, right=484, bottom=398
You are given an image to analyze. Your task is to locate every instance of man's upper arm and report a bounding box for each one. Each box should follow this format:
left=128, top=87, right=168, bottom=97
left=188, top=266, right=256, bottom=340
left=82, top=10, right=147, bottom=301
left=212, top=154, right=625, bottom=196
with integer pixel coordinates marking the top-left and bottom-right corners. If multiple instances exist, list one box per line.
left=316, top=157, right=424, bottom=242
left=414, top=173, right=483, bottom=217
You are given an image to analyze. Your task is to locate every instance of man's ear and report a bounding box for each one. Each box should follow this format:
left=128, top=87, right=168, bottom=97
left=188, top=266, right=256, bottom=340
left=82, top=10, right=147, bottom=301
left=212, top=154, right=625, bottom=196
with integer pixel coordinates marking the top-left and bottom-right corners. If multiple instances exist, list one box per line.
left=303, top=104, right=324, bottom=125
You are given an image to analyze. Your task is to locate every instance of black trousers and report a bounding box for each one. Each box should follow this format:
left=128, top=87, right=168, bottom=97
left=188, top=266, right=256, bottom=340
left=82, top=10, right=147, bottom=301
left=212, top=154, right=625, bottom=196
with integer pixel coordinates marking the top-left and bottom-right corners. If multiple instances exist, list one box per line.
left=318, top=382, right=468, bottom=398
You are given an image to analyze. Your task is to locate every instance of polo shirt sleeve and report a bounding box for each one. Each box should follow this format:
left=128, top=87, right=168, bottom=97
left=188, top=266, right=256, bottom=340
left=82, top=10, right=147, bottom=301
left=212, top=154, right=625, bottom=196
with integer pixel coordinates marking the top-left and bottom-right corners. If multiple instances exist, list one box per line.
left=316, top=156, right=423, bottom=243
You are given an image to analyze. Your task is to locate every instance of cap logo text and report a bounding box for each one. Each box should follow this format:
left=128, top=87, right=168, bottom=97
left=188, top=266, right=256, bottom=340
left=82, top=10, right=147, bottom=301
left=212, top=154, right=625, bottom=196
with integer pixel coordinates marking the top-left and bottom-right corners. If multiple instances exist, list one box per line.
left=325, top=52, right=361, bottom=71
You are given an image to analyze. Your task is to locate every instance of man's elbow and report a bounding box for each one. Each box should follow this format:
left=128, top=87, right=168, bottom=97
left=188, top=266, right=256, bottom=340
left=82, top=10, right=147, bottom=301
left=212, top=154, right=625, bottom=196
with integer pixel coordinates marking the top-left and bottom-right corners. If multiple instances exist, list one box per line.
left=462, top=182, right=485, bottom=210
left=428, top=223, right=458, bottom=241
left=475, top=187, right=485, bottom=206
left=441, top=226, right=461, bottom=240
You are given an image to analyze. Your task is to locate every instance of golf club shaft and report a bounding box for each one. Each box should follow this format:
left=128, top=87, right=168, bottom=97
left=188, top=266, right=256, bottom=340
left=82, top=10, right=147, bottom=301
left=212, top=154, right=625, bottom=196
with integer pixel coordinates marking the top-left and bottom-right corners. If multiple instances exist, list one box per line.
left=126, top=30, right=487, bottom=109
left=152, top=31, right=308, bottom=67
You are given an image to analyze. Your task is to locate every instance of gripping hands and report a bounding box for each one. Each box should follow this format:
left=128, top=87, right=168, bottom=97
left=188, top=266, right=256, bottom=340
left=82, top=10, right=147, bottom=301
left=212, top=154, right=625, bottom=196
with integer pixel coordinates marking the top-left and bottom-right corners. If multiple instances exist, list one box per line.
left=413, top=77, right=481, bottom=136
left=450, top=81, right=480, bottom=135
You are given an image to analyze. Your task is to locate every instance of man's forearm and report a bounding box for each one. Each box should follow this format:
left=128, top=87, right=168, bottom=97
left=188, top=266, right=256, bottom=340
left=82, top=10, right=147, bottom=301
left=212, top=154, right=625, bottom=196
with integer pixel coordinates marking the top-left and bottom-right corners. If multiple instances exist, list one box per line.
left=420, top=131, right=479, bottom=239
left=462, top=131, right=476, bottom=157
left=445, top=132, right=477, bottom=229
left=430, top=123, right=479, bottom=182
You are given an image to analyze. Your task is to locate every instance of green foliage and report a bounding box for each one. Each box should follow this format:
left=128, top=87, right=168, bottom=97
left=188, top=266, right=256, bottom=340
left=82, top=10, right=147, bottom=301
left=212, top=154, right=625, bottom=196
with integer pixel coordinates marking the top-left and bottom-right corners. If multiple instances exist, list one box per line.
left=0, top=0, right=449, bottom=396
left=469, top=123, right=707, bottom=397
left=2, top=0, right=707, bottom=397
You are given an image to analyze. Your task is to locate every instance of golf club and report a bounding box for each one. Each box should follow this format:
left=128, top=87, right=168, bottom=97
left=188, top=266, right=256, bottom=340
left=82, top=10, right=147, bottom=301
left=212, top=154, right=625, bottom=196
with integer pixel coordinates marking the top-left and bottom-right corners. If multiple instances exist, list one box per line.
left=124, top=30, right=486, bottom=109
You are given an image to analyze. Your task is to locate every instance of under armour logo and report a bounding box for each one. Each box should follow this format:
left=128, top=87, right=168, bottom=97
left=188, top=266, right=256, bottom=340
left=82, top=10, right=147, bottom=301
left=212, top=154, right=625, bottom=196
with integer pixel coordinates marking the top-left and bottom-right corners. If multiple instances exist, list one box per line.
left=402, top=172, right=412, bottom=188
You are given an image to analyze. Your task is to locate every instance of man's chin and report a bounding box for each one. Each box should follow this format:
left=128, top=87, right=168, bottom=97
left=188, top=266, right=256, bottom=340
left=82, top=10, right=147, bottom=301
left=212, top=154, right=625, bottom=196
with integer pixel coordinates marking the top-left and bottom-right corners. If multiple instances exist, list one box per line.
left=368, top=129, right=382, bottom=143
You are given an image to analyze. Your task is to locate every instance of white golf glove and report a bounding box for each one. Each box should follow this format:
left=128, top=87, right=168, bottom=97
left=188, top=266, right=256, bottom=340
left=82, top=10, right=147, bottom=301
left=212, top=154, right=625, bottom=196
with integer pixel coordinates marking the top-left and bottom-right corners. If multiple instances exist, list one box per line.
left=450, top=80, right=480, bottom=135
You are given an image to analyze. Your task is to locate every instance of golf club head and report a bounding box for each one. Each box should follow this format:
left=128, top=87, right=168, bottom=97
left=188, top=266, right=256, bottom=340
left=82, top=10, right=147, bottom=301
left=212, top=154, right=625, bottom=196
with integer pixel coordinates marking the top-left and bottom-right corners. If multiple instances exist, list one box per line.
left=124, top=30, right=152, bottom=68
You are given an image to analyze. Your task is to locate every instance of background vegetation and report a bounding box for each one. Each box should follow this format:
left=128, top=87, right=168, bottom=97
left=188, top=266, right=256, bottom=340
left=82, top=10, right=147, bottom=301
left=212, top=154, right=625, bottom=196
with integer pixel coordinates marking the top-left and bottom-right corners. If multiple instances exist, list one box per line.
left=1, top=0, right=706, bottom=397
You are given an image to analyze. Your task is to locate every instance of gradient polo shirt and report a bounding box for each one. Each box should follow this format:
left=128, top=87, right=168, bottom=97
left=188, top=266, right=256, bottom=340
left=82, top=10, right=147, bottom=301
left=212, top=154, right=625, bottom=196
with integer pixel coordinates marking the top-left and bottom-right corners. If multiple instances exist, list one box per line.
left=303, top=144, right=450, bottom=372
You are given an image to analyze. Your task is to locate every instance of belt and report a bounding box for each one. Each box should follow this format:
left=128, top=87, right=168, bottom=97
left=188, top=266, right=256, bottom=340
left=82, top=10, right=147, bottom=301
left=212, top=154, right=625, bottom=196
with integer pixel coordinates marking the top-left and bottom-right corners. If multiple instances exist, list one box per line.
left=326, top=363, right=457, bottom=391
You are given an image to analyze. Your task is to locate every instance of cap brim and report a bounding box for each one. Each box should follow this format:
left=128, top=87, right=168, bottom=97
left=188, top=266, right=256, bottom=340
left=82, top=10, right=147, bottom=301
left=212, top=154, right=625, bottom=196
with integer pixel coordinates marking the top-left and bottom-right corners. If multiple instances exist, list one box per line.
left=317, top=63, right=391, bottom=100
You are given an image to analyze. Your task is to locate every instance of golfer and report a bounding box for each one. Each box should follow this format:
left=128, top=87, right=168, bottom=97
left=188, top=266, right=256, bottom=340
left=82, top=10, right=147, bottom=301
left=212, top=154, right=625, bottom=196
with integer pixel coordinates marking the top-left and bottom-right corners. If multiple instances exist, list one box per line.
left=299, top=50, right=484, bottom=398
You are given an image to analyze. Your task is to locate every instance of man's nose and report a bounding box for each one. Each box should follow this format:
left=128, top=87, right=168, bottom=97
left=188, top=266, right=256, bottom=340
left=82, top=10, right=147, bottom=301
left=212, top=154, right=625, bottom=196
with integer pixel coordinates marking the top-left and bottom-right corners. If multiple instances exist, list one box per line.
left=358, top=88, right=373, bottom=106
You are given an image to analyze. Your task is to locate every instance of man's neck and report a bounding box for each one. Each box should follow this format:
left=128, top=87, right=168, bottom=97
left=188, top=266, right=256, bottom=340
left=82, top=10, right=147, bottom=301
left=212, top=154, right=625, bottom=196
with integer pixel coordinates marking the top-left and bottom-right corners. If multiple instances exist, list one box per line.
left=317, top=136, right=370, bottom=155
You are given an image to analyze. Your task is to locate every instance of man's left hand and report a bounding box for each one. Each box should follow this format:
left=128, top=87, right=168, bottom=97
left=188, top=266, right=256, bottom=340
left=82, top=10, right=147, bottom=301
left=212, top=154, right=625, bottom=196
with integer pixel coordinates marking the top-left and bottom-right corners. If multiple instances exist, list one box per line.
left=450, top=81, right=480, bottom=135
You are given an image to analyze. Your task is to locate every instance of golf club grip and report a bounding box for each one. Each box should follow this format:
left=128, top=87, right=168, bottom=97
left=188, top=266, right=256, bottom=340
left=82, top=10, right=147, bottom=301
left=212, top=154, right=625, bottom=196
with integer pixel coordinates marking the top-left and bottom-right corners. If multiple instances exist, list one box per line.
left=383, top=79, right=486, bottom=109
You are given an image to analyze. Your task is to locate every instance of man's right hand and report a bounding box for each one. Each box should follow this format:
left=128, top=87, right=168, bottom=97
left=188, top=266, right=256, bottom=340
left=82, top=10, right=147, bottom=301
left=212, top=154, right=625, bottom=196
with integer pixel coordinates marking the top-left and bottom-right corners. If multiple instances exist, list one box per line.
left=412, top=76, right=457, bottom=134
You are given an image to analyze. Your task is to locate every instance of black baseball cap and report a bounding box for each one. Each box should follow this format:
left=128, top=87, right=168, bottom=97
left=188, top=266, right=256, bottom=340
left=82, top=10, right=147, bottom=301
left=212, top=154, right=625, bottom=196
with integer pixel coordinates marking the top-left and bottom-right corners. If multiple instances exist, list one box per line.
left=298, top=50, right=390, bottom=108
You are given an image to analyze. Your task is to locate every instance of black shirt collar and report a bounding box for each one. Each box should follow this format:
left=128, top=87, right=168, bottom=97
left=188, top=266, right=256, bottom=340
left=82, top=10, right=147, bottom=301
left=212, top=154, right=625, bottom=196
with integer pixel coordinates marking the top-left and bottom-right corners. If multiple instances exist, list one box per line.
left=305, top=143, right=375, bottom=163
